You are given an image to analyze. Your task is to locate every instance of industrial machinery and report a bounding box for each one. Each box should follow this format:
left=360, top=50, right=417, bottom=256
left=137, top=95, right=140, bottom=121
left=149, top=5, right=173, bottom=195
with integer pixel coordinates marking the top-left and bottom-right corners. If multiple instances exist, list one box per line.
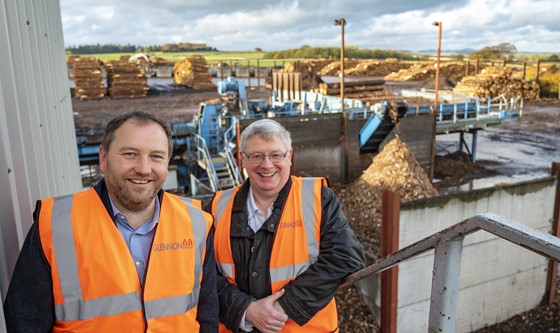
left=76, top=76, right=523, bottom=197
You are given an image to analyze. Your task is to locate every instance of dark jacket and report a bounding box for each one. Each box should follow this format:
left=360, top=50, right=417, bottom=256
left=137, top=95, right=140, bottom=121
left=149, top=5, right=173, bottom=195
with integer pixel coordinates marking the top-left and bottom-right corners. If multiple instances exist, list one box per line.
left=207, top=177, right=365, bottom=332
left=3, top=179, right=219, bottom=333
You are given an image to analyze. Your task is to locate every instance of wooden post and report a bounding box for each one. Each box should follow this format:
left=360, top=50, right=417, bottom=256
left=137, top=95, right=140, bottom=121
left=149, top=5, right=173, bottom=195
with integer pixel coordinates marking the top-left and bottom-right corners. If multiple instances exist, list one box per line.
left=247, top=60, right=251, bottom=88
left=475, top=59, right=479, bottom=74
left=536, top=59, right=541, bottom=82
left=381, top=190, right=400, bottom=333
left=257, top=60, right=260, bottom=88
left=523, top=61, right=527, bottom=81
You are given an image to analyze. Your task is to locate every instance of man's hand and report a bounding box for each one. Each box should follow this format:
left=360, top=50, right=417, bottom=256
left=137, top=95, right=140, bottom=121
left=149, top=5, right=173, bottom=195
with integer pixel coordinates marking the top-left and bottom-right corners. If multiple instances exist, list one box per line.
left=246, top=289, right=289, bottom=333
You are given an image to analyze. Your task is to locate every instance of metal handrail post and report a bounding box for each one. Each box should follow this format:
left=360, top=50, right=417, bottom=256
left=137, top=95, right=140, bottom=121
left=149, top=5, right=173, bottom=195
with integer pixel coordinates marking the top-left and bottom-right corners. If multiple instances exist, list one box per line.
left=428, top=238, right=464, bottom=333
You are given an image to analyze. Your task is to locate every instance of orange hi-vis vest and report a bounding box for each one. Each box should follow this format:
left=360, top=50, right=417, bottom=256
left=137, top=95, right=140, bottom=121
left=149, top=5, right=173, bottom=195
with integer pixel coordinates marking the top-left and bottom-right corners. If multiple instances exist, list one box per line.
left=213, top=176, right=339, bottom=333
left=38, top=187, right=212, bottom=332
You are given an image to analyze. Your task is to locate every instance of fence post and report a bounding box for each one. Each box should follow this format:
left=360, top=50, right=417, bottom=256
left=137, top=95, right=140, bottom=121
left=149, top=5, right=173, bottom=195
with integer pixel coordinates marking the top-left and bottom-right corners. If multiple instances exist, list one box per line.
left=381, top=190, right=400, bottom=333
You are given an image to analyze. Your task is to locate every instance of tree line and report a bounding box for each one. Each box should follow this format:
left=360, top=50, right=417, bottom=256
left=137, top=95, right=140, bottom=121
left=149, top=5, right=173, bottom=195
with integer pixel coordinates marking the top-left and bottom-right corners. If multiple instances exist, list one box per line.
left=263, top=45, right=417, bottom=60
left=66, top=43, right=216, bottom=55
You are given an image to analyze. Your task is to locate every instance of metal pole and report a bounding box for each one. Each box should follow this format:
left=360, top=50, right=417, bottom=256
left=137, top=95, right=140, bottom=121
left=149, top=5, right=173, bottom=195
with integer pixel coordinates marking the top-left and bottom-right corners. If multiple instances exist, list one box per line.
left=340, top=19, right=345, bottom=114
left=432, top=21, right=442, bottom=113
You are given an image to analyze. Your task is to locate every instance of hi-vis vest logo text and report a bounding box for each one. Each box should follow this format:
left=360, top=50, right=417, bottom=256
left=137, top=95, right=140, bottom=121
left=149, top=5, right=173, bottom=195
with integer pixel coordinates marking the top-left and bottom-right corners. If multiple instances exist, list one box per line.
left=279, top=220, right=304, bottom=228
left=152, top=238, right=194, bottom=252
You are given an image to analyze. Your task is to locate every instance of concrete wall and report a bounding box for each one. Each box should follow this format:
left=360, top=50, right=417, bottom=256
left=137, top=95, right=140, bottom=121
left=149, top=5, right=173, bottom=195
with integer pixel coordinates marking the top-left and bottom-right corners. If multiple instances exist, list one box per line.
left=239, top=113, right=434, bottom=184
left=396, top=177, right=556, bottom=332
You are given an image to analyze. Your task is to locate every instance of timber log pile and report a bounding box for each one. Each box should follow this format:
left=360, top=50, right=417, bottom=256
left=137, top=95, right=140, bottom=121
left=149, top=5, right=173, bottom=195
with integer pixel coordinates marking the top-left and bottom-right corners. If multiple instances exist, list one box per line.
left=317, top=59, right=362, bottom=76
left=69, top=56, right=106, bottom=100
left=453, top=66, right=541, bottom=100
left=278, top=62, right=324, bottom=90
left=293, top=59, right=338, bottom=74
left=385, top=61, right=467, bottom=83
left=173, top=55, right=215, bottom=90
left=151, top=56, right=169, bottom=66
left=336, top=135, right=438, bottom=256
left=316, top=78, right=386, bottom=100
left=105, top=60, right=148, bottom=99
left=345, top=59, right=413, bottom=77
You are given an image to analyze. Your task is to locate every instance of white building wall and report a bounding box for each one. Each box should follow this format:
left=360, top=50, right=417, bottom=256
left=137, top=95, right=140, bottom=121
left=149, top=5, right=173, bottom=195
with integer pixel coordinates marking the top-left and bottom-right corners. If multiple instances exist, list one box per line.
left=0, top=0, right=81, bottom=315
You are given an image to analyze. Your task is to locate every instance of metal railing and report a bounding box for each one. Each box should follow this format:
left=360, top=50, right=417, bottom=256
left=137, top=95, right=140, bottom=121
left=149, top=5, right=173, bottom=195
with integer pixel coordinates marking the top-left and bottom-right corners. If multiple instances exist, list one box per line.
left=192, top=133, right=219, bottom=192
left=341, top=212, right=560, bottom=333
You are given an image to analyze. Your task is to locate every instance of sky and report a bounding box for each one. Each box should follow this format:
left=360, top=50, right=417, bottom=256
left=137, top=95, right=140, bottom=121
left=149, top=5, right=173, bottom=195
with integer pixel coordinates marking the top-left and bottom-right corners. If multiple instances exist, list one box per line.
left=59, top=0, right=560, bottom=53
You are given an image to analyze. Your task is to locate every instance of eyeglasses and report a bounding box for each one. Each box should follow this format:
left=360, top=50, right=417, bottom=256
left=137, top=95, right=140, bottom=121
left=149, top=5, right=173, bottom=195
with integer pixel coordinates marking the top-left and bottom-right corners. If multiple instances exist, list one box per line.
left=243, top=151, right=288, bottom=164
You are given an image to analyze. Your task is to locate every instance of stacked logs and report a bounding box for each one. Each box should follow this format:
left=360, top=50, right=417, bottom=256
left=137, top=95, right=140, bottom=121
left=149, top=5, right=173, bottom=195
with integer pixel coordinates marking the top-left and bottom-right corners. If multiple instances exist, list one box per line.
left=385, top=61, right=467, bottom=83
left=173, top=55, right=216, bottom=90
left=105, top=60, right=149, bottom=99
left=68, top=56, right=106, bottom=100
left=453, top=66, right=541, bottom=100
left=316, top=78, right=386, bottom=99
left=318, top=59, right=362, bottom=76
left=346, top=59, right=413, bottom=77
left=278, top=62, right=324, bottom=90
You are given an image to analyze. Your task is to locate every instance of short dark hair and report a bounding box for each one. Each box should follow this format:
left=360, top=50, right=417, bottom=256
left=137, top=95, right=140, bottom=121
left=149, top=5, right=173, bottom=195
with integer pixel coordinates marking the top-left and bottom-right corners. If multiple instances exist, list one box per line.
left=101, top=111, right=173, bottom=157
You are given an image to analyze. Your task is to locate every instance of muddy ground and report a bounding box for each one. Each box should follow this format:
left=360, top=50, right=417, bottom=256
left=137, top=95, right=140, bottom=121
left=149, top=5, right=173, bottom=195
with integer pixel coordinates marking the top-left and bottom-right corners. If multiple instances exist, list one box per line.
left=70, top=80, right=560, bottom=332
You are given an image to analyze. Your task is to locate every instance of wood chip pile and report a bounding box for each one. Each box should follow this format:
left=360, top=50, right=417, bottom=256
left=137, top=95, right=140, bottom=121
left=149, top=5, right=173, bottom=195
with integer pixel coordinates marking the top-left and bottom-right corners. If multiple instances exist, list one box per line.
left=453, top=66, right=541, bottom=100
left=104, top=60, right=148, bottom=99
left=68, top=56, right=106, bottom=100
left=336, top=135, right=438, bottom=255
left=173, top=55, right=216, bottom=90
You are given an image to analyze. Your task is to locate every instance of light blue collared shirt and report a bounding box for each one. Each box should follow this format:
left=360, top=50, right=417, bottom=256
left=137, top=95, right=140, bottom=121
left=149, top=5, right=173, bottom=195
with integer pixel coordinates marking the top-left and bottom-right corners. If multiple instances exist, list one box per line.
left=246, top=188, right=274, bottom=233
left=110, top=197, right=160, bottom=285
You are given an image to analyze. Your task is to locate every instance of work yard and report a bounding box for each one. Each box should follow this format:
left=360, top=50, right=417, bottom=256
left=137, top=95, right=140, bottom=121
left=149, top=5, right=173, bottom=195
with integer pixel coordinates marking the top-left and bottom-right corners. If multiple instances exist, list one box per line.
left=72, top=55, right=560, bottom=333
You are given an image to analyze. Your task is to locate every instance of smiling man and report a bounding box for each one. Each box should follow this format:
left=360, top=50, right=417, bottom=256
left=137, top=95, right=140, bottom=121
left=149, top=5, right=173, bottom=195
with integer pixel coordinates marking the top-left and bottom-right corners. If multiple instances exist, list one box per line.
left=4, top=111, right=218, bottom=332
left=208, top=119, right=365, bottom=333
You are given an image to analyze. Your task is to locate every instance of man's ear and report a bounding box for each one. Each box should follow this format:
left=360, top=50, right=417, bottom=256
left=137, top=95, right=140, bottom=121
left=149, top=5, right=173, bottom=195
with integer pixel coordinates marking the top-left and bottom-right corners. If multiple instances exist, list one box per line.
left=98, top=145, right=107, bottom=173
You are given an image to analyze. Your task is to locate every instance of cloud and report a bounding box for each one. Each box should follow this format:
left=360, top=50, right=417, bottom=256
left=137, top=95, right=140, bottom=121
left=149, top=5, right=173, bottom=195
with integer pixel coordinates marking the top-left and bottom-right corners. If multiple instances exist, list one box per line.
left=60, top=0, right=560, bottom=53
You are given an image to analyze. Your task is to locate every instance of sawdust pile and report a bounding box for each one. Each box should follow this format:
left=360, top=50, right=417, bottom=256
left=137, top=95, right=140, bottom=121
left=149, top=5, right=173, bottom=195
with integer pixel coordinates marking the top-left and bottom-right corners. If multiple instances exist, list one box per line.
left=336, top=136, right=438, bottom=255
left=335, top=136, right=437, bottom=333
left=173, top=55, right=216, bottom=90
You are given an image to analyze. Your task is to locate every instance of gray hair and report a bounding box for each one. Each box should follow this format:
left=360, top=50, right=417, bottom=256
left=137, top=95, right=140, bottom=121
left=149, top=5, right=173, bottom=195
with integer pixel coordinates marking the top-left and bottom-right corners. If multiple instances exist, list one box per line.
left=240, top=119, right=292, bottom=152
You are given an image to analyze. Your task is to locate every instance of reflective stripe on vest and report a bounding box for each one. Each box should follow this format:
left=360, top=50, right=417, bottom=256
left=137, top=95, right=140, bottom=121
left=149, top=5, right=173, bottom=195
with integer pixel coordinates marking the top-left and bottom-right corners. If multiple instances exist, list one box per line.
left=214, top=187, right=237, bottom=280
left=214, top=177, right=322, bottom=283
left=49, top=192, right=207, bottom=323
left=270, top=177, right=319, bottom=284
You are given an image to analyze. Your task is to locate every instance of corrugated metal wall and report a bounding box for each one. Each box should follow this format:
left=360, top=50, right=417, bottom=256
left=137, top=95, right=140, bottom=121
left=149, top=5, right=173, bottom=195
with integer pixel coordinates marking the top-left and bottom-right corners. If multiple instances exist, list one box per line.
left=0, top=0, right=82, bottom=314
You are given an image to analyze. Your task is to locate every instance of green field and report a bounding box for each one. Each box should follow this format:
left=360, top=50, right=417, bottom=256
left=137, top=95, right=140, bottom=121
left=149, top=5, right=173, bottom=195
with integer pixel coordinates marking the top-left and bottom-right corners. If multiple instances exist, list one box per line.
left=68, top=51, right=300, bottom=68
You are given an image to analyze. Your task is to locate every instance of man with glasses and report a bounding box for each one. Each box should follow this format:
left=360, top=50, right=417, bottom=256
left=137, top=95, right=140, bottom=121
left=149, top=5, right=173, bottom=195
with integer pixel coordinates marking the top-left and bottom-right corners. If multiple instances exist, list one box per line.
left=208, top=119, right=365, bottom=332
